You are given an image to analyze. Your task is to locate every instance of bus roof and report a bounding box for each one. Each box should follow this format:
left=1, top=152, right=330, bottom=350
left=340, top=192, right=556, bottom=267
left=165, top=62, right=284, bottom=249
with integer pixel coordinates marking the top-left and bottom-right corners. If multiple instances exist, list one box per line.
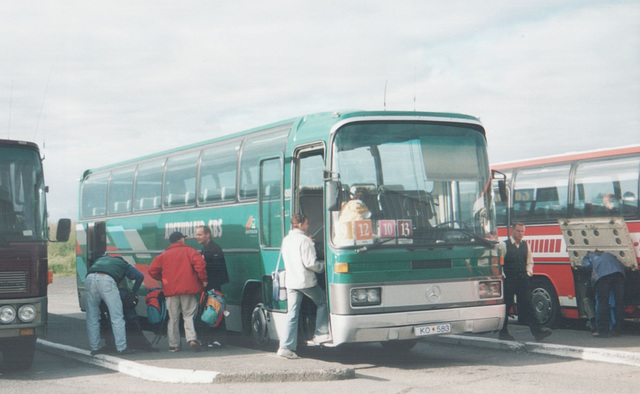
left=492, top=144, right=640, bottom=171
left=82, top=110, right=483, bottom=176
left=0, top=139, right=41, bottom=151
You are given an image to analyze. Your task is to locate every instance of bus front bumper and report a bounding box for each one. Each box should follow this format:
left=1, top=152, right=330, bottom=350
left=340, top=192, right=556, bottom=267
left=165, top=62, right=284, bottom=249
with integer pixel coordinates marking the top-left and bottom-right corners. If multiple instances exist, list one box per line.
left=329, top=304, right=505, bottom=346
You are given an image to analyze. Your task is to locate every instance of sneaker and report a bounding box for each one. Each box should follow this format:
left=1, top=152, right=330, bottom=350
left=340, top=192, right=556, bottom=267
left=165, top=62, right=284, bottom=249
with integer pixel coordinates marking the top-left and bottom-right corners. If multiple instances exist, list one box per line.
left=307, top=334, right=332, bottom=346
left=168, top=347, right=181, bottom=353
left=206, top=341, right=222, bottom=349
left=593, top=331, right=610, bottom=339
left=498, top=331, right=515, bottom=341
left=533, top=328, right=552, bottom=342
left=90, top=346, right=108, bottom=356
left=586, top=320, right=597, bottom=334
left=313, top=334, right=331, bottom=344
left=116, top=348, right=135, bottom=355
left=277, top=348, right=299, bottom=359
left=189, top=340, right=202, bottom=352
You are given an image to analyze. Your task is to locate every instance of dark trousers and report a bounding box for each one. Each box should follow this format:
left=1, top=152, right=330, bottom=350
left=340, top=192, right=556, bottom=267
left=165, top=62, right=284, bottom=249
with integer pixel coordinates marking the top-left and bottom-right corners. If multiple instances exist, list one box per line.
left=595, top=273, right=624, bottom=335
left=502, top=275, right=543, bottom=334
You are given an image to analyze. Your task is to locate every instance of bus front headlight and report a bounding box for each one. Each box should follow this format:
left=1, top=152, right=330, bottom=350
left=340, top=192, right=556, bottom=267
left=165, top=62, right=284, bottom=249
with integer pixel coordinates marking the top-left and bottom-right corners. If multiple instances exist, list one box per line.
left=479, top=280, right=502, bottom=299
left=0, top=305, right=16, bottom=324
left=18, top=304, right=37, bottom=323
left=351, top=287, right=382, bottom=307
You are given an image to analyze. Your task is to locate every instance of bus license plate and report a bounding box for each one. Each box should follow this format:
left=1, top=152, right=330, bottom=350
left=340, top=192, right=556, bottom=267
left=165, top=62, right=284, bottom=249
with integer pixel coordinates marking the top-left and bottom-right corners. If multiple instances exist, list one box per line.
left=414, top=323, right=451, bottom=336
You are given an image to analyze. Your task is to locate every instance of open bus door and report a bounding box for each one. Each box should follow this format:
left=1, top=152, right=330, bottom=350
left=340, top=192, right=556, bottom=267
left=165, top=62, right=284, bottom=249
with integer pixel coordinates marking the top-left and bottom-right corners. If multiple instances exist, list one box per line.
left=559, top=217, right=638, bottom=321
left=88, top=221, right=107, bottom=265
left=78, top=221, right=106, bottom=311
left=254, top=156, right=286, bottom=345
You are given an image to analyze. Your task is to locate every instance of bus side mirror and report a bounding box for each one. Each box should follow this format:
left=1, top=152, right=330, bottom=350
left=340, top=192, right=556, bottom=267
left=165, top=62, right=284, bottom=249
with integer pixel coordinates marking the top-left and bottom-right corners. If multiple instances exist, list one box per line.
left=55, top=218, right=71, bottom=242
left=497, top=180, right=508, bottom=202
left=492, top=170, right=508, bottom=202
left=326, top=180, right=341, bottom=211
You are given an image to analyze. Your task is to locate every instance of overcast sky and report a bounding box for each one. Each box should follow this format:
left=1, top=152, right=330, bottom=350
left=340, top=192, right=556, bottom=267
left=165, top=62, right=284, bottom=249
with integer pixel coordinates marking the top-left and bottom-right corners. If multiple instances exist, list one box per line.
left=2, top=0, right=639, bottom=221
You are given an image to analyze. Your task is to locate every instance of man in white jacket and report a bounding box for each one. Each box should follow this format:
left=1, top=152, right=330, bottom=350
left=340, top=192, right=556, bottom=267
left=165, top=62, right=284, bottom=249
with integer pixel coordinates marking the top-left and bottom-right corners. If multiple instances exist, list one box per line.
left=277, top=213, right=329, bottom=359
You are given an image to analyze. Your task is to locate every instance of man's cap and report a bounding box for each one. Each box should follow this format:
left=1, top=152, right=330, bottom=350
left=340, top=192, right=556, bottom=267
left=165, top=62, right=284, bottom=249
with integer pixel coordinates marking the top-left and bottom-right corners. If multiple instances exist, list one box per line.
left=169, top=231, right=186, bottom=243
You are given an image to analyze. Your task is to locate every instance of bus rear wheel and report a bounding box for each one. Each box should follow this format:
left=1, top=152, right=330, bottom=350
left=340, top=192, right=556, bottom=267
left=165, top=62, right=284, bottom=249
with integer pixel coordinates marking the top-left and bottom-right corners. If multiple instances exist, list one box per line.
left=530, top=278, right=561, bottom=328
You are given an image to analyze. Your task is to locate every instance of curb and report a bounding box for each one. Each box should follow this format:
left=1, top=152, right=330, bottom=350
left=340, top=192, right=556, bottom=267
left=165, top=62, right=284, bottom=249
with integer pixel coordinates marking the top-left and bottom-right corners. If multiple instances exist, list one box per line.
left=430, top=335, right=640, bottom=368
left=37, top=339, right=355, bottom=383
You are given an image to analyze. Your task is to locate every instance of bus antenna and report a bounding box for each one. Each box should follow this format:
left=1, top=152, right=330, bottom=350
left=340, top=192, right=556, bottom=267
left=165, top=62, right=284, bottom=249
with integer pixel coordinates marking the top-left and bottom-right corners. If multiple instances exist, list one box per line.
left=383, top=80, right=387, bottom=111
left=413, top=68, right=417, bottom=111
left=7, top=80, right=13, bottom=139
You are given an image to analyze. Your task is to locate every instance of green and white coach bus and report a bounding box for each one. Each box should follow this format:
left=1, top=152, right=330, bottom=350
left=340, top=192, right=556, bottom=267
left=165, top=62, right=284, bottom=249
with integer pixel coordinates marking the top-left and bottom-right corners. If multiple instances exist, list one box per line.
left=76, top=110, right=504, bottom=350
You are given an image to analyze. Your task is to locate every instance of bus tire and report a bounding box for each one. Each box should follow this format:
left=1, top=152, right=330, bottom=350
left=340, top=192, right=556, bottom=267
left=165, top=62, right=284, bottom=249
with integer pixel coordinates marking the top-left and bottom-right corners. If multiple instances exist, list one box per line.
left=2, top=336, right=36, bottom=371
left=242, top=286, right=262, bottom=335
left=250, top=303, right=270, bottom=347
left=530, top=278, right=561, bottom=329
left=380, top=339, right=419, bottom=353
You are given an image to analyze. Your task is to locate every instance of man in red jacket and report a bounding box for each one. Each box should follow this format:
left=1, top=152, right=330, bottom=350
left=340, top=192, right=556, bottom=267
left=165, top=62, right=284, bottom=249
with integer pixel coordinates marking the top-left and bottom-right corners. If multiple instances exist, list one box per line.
left=149, top=231, right=208, bottom=352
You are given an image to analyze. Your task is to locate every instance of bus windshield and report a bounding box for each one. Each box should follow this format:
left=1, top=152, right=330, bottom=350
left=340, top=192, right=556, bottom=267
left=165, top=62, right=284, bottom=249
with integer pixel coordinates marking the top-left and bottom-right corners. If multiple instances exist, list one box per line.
left=331, top=121, right=495, bottom=248
left=0, top=146, right=46, bottom=243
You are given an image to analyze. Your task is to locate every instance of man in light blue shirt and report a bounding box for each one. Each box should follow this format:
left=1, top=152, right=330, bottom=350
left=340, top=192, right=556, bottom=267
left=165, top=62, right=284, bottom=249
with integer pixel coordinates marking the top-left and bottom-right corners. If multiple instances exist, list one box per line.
left=277, top=213, right=328, bottom=359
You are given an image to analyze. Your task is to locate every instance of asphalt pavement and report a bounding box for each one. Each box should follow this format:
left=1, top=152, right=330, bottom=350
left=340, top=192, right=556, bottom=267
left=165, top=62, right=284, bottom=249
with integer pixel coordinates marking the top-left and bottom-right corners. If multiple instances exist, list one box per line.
left=39, top=276, right=640, bottom=383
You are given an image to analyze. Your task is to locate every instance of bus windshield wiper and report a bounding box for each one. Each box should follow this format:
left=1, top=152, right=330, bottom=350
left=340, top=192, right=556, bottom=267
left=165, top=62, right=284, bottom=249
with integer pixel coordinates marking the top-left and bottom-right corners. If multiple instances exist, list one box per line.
left=355, top=237, right=398, bottom=253
left=442, top=228, right=497, bottom=248
left=355, top=233, right=467, bottom=253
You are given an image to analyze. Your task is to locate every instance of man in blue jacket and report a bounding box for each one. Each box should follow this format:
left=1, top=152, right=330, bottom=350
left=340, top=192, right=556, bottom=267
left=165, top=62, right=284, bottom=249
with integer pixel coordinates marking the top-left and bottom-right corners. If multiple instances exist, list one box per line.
left=581, top=250, right=626, bottom=337
left=86, top=255, right=144, bottom=355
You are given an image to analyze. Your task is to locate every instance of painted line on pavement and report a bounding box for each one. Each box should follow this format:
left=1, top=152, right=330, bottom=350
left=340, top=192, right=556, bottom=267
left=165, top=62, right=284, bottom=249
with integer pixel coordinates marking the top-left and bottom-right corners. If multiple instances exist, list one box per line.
left=37, top=339, right=220, bottom=383
left=37, top=339, right=355, bottom=383
left=433, top=335, right=640, bottom=368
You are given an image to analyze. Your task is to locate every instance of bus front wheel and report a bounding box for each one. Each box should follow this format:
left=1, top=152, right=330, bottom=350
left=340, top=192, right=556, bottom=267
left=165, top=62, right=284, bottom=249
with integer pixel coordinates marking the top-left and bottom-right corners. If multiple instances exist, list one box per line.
left=530, top=278, right=561, bottom=329
left=250, top=304, right=270, bottom=347
left=2, top=335, right=36, bottom=371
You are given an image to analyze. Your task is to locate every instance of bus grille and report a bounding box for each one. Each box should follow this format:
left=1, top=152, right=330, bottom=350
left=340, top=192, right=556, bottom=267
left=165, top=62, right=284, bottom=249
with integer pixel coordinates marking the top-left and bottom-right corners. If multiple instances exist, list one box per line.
left=0, top=271, right=28, bottom=294
left=411, top=259, right=452, bottom=269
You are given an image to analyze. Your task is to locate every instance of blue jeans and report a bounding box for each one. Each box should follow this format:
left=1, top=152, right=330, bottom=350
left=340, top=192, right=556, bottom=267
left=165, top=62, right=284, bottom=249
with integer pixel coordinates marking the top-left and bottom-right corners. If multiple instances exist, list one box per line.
left=279, top=285, right=328, bottom=352
left=85, top=273, right=127, bottom=352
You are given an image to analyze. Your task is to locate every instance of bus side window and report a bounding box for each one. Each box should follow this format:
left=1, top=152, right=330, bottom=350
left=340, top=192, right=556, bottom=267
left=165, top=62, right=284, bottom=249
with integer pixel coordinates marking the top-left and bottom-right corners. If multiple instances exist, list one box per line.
left=512, top=164, right=569, bottom=222
left=164, top=151, right=199, bottom=208
left=534, top=187, right=560, bottom=220
left=513, top=188, right=534, bottom=221
left=239, top=128, right=289, bottom=201
left=295, top=147, right=325, bottom=250
left=201, top=188, right=222, bottom=203
left=240, top=183, right=257, bottom=199
left=573, top=183, right=587, bottom=217
left=299, top=186, right=324, bottom=244
left=199, top=141, right=240, bottom=205
left=622, top=191, right=638, bottom=216
left=573, top=156, right=640, bottom=218
left=108, top=166, right=135, bottom=215
left=134, top=159, right=164, bottom=212
left=82, top=171, right=109, bottom=218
